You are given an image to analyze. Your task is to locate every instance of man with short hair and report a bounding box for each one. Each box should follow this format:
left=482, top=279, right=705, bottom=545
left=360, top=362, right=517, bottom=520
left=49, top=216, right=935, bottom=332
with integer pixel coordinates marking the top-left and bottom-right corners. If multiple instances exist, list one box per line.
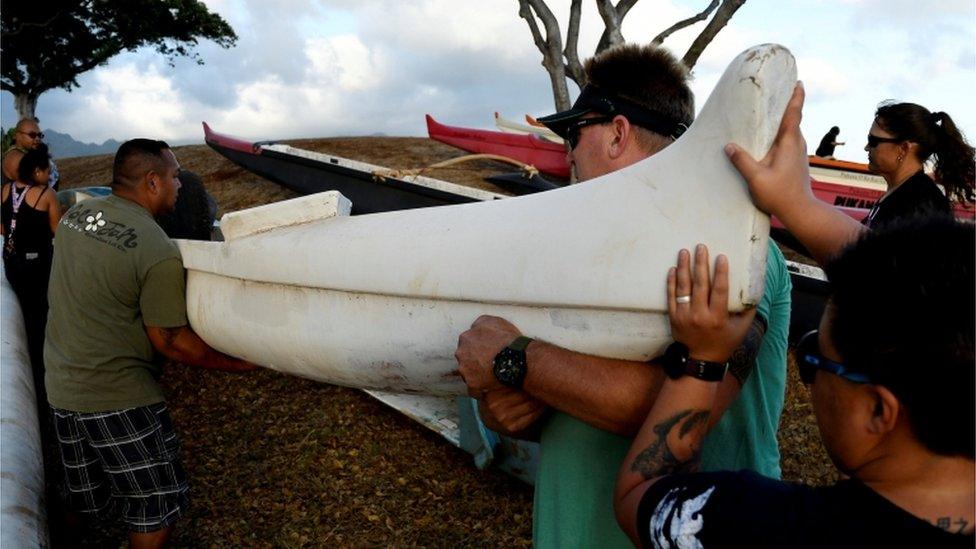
left=3, top=118, right=58, bottom=189
left=455, top=44, right=792, bottom=547
left=44, top=138, right=255, bottom=547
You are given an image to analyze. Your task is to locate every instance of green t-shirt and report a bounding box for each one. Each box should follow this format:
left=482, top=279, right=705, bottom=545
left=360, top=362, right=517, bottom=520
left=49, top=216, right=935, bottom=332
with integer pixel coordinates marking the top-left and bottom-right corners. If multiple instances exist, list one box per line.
left=533, top=242, right=792, bottom=548
left=44, top=194, right=188, bottom=412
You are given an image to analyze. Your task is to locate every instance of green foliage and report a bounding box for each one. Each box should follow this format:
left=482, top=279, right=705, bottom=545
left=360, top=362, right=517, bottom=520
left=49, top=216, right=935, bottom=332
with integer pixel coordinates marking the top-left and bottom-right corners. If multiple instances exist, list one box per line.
left=1, top=1, right=237, bottom=102
left=1, top=127, right=15, bottom=153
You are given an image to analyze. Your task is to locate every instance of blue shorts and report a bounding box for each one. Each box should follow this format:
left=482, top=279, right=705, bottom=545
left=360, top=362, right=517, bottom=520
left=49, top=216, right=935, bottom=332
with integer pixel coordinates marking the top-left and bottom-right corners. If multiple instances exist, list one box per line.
left=53, top=403, right=189, bottom=533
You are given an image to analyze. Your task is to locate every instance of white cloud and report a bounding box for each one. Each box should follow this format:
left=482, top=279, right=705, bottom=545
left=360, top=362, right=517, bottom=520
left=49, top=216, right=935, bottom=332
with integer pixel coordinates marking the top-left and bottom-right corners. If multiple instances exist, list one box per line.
left=795, top=56, right=850, bottom=100
left=2, top=0, right=972, bottom=161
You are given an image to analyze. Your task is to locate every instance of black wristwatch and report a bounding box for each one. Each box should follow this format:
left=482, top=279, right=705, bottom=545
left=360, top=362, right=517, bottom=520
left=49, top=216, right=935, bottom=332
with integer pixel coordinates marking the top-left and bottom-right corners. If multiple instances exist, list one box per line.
left=493, top=336, right=533, bottom=388
left=663, top=342, right=728, bottom=382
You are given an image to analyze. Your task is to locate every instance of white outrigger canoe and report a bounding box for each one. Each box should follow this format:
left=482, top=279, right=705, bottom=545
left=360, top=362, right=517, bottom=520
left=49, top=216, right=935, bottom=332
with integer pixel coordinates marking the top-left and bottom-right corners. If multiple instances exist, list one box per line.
left=493, top=111, right=564, bottom=144
left=1, top=274, right=48, bottom=547
left=176, top=44, right=797, bottom=395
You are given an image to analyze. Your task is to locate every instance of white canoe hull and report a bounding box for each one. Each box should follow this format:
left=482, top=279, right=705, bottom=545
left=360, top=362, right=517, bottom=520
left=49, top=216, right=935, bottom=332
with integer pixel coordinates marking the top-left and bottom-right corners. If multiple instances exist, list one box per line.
left=1, top=272, right=48, bottom=547
left=178, top=44, right=797, bottom=396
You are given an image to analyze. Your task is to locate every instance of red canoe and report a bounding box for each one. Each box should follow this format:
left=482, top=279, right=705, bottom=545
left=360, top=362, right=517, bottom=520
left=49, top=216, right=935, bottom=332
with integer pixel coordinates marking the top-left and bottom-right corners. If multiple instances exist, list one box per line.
left=426, top=115, right=570, bottom=179
left=427, top=116, right=974, bottom=221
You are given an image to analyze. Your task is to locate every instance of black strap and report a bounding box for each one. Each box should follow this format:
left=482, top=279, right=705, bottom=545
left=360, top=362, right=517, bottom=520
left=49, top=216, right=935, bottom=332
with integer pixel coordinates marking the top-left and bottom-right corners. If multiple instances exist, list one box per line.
left=32, top=186, right=48, bottom=208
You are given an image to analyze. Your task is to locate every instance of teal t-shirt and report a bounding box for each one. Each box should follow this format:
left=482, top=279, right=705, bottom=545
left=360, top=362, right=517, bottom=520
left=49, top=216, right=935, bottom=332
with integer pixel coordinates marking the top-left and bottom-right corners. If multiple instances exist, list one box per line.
left=533, top=241, right=792, bottom=548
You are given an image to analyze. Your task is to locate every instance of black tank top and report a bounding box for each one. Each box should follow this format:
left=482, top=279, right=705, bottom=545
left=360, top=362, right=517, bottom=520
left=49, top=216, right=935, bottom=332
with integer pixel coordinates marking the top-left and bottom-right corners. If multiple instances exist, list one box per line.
left=1, top=184, right=54, bottom=259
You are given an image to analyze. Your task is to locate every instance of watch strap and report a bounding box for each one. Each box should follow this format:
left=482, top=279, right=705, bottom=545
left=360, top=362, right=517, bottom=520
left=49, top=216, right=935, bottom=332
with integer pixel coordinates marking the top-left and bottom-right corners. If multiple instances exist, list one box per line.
left=682, top=357, right=728, bottom=382
left=508, top=336, right=533, bottom=352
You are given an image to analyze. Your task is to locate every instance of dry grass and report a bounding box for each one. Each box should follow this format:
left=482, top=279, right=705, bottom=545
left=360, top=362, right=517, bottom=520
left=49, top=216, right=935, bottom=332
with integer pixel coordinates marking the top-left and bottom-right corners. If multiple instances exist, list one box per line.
left=54, top=137, right=836, bottom=547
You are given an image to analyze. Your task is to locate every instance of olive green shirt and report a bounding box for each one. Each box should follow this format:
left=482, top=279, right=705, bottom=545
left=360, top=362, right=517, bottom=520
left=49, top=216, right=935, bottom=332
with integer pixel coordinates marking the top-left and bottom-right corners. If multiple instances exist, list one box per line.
left=44, top=194, right=187, bottom=412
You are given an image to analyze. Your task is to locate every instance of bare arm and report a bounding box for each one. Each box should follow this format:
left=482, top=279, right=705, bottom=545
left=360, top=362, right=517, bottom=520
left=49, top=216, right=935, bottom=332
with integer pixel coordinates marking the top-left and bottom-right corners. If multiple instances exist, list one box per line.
left=725, top=82, right=864, bottom=265
left=478, top=387, right=547, bottom=440
left=145, top=325, right=257, bottom=372
left=615, top=246, right=755, bottom=543
left=40, top=188, right=61, bottom=234
left=2, top=151, right=22, bottom=183
left=456, top=257, right=765, bottom=438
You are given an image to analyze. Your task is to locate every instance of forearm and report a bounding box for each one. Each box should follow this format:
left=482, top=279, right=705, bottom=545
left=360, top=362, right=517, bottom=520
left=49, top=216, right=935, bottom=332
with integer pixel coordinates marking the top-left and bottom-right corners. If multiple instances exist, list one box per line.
left=479, top=397, right=545, bottom=441
left=614, top=376, right=719, bottom=541
left=148, top=325, right=251, bottom=371
left=521, top=341, right=666, bottom=436
left=775, top=193, right=864, bottom=264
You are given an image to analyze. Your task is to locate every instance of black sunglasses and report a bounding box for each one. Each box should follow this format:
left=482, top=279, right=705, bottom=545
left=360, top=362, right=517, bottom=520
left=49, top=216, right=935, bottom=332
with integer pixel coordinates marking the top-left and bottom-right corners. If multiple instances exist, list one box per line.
left=566, top=116, right=613, bottom=149
left=795, top=330, right=872, bottom=385
left=866, top=134, right=901, bottom=148
left=18, top=130, right=44, bottom=139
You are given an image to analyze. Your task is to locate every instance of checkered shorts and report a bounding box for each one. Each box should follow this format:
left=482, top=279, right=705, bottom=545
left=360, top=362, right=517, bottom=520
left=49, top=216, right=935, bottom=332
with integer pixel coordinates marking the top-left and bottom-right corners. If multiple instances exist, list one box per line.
left=53, top=402, right=189, bottom=533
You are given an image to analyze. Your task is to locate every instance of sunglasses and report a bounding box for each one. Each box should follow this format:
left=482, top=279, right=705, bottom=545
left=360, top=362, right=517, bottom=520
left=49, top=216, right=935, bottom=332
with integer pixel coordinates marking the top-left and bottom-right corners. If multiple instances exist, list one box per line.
left=866, top=134, right=901, bottom=148
left=566, top=116, right=613, bottom=149
left=18, top=131, right=44, bottom=139
left=795, top=330, right=873, bottom=385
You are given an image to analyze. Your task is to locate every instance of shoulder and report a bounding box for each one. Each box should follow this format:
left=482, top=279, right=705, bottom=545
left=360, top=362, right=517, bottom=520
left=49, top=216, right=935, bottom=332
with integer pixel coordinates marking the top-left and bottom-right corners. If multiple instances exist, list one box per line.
left=761, top=242, right=791, bottom=298
left=636, top=471, right=811, bottom=547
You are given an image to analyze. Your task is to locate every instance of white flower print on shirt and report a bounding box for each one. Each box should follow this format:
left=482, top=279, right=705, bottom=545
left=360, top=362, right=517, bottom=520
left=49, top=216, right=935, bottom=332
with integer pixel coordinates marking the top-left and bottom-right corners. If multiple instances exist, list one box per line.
left=85, top=211, right=106, bottom=232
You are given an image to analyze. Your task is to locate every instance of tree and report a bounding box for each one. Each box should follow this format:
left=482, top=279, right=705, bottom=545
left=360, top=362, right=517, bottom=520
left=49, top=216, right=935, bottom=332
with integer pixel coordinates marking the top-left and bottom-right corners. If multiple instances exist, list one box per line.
left=1, top=0, right=237, bottom=120
left=518, top=0, right=747, bottom=111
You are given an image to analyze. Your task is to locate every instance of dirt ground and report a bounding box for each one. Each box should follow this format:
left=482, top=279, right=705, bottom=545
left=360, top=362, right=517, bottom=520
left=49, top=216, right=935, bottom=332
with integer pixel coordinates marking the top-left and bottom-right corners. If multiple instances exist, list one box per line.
left=53, top=137, right=837, bottom=547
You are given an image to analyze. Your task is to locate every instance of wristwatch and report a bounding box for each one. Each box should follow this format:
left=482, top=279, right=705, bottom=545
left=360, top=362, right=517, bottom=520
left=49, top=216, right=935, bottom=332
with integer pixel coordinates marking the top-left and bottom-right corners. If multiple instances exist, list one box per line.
left=493, top=336, right=534, bottom=388
left=663, top=342, right=728, bottom=382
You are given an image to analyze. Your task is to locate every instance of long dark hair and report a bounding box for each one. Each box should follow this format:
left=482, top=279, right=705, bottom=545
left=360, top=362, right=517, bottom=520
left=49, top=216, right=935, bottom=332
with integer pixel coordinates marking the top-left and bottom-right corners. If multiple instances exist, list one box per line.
left=875, top=102, right=975, bottom=204
left=17, top=143, right=51, bottom=185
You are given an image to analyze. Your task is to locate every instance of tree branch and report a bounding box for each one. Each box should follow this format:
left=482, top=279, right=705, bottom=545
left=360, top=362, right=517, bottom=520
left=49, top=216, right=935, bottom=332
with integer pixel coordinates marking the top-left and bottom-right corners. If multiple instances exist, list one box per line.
left=682, top=0, right=746, bottom=69
left=652, top=0, right=719, bottom=45
left=595, top=0, right=625, bottom=53
left=563, top=0, right=585, bottom=86
left=518, top=0, right=572, bottom=111
left=518, top=0, right=549, bottom=57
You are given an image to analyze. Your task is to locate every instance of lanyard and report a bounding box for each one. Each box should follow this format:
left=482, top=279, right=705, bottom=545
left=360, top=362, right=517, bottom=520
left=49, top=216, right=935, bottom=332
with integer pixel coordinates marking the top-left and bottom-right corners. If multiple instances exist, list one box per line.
left=8, top=183, right=29, bottom=235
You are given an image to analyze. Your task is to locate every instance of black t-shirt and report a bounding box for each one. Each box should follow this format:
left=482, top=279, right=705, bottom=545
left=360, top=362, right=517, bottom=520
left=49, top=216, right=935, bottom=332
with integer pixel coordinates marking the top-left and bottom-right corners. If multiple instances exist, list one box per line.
left=815, top=132, right=837, bottom=157
left=636, top=470, right=972, bottom=548
left=863, top=171, right=952, bottom=229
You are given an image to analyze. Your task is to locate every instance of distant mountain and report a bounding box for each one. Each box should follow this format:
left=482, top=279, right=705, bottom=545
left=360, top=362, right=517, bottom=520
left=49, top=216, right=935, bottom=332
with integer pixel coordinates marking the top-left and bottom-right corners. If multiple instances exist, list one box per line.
left=43, top=130, right=122, bottom=159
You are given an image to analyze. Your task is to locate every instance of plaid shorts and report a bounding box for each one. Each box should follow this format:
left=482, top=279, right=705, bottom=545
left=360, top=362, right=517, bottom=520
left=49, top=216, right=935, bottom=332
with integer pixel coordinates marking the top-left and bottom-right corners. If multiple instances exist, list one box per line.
left=53, top=402, right=189, bottom=533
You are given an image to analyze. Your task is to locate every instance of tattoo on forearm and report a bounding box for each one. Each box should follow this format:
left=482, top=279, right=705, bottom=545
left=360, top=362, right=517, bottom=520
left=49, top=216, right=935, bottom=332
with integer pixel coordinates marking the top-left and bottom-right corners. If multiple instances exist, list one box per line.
left=728, top=315, right=767, bottom=386
left=630, top=409, right=711, bottom=480
left=159, top=327, right=180, bottom=346
left=933, top=516, right=969, bottom=534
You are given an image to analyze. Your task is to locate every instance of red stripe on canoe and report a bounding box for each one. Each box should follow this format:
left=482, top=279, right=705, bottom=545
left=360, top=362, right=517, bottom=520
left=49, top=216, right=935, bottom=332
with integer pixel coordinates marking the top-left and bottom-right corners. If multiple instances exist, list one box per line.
left=202, top=122, right=263, bottom=155
left=426, top=115, right=570, bottom=179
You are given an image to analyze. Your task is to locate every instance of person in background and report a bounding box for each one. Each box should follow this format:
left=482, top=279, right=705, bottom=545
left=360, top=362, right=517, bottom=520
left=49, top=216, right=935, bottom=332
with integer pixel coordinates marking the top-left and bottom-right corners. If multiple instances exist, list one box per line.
left=454, top=43, right=792, bottom=548
left=156, top=169, right=217, bottom=241
left=44, top=138, right=256, bottom=548
left=814, top=125, right=844, bottom=158
left=862, top=102, right=974, bottom=228
left=3, top=118, right=59, bottom=190
left=1, top=143, right=61, bottom=399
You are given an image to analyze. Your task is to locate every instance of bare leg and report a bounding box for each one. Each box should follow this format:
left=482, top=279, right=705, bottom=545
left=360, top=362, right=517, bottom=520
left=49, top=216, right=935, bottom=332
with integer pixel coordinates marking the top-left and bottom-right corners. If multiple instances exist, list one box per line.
left=129, top=526, right=173, bottom=549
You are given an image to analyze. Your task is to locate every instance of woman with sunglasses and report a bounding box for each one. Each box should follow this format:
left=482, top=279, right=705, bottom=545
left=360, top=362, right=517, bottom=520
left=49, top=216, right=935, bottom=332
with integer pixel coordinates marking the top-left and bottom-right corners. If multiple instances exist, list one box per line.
left=862, top=102, right=974, bottom=228
left=1, top=142, right=61, bottom=401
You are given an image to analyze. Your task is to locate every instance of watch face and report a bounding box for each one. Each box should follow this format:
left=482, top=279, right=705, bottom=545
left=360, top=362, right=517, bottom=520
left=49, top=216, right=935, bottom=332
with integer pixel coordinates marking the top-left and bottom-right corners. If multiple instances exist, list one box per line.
left=493, top=347, right=526, bottom=388
left=664, top=342, right=688, bottom=379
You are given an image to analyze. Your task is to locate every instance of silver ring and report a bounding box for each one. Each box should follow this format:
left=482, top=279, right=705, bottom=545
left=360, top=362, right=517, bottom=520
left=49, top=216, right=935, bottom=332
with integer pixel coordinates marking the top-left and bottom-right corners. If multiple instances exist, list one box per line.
left=675, top=295, right=691, bottom=304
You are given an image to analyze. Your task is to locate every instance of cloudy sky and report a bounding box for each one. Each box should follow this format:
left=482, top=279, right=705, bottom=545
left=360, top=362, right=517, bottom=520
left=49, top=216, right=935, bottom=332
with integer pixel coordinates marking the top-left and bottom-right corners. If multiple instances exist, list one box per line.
left=2, top=0, right=973, bottom=163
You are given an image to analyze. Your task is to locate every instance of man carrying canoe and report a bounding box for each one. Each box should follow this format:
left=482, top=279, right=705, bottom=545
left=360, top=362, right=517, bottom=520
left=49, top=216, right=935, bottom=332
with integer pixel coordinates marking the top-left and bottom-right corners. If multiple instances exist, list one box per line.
left=455, top=43, right=792, bottom=548
left=43, top=139, right=256, bottom=548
